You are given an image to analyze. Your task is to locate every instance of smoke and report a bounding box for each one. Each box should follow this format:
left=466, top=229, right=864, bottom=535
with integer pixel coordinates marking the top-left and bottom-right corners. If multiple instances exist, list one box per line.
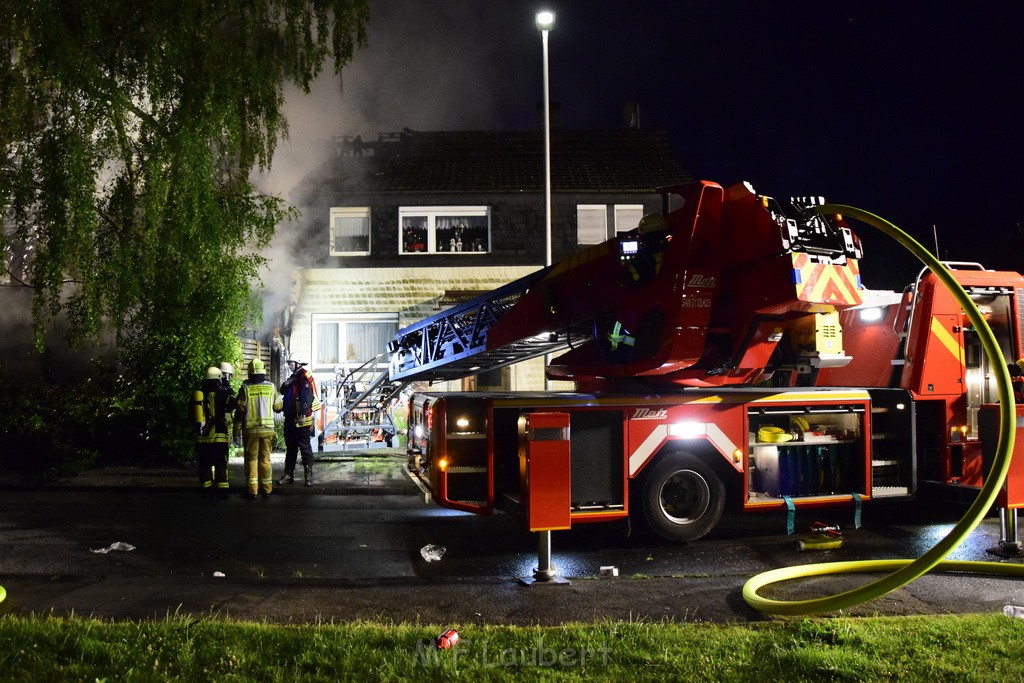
left=254, top=0, right=545, bottom=198
left=252, top=0, right=544, bottom=335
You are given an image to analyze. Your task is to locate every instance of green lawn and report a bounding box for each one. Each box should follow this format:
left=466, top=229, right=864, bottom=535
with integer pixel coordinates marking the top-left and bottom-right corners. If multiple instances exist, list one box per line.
left=1, top=613, right=1022, bottom=681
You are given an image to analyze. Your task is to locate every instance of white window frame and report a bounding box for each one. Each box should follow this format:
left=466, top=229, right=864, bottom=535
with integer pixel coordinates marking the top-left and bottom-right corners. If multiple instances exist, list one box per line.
left=329, top=207, right=371, bottom=256
left=614, top=204, right=645, bottom=233
left=311, top=313, right=399, bottom=372
left=577, top=204, right=609, bottom=245
left=398, top=205, right=490, bottom=255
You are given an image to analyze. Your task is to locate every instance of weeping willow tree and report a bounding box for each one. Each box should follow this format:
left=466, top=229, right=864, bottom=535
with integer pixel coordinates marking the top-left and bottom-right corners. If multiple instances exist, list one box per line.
left=0, top=1, right=368, bottom=456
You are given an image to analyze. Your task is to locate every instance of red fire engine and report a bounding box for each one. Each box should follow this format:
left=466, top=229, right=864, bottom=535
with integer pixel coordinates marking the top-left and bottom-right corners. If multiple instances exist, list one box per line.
left=387, top=180, right=1024, bottom=560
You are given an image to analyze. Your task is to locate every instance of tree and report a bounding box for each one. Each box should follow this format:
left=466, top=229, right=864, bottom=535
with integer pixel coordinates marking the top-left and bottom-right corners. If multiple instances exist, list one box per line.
left=0, top=1, right=369, bottom=456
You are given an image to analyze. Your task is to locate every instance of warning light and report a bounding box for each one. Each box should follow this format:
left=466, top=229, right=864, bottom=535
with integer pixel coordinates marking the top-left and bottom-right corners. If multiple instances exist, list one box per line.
left=438, top=458, right=448, bottom=471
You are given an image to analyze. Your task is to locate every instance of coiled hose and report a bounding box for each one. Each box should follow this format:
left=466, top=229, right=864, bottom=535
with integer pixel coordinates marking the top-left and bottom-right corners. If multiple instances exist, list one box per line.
left=743, top=203, right=1024, bottom=616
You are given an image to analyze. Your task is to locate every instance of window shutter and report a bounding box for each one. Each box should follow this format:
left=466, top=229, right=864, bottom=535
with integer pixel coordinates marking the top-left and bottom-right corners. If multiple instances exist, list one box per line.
left=577, top=205, right=607, bottom=245
left=614, top=205, right=644, bottom=233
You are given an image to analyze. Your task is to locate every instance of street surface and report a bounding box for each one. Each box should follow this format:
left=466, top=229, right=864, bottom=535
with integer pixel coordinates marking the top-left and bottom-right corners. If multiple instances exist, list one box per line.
left=3, top=460, right=1024, bottom=626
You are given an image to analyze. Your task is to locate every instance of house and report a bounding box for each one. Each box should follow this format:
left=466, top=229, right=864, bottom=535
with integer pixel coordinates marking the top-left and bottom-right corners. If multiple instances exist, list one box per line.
left=281, top=127, right=691, bottom=398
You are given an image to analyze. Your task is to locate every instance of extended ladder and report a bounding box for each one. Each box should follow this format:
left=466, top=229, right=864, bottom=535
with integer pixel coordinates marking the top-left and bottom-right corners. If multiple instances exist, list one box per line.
left=388, top=266, right=581, bottom=382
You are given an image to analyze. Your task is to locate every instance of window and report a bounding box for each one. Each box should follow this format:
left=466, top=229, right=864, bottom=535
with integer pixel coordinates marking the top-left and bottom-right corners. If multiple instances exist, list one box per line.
left=330, top=207, right=370, bottom=255
left=461, top=367, right=509, bottom=391
left=578, top=204, right=646, bottom=245
left=577, top=205, right=607, bottom=245
left=614, top=204, right=644, bottom=233
left=399, top=206, right=490, bottom=254
left=312, top=314, right=399, bottom=370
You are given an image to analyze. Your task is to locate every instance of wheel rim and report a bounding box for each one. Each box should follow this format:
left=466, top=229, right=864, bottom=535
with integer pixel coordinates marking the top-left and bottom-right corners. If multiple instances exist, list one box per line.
left=658, top=468, right=711, bottom=525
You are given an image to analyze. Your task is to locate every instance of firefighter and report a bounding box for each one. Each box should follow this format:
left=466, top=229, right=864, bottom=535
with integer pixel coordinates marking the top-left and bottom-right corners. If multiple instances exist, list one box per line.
left=235, top=358, right=280, bottom=499
left=219, top=361, right=241, bottom=445
left=191, top=366, right=232, bottom=498
left=276, top=352, right=321, bottom=486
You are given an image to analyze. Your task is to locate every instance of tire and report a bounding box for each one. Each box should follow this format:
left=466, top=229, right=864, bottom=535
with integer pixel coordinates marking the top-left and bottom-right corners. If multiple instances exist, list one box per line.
left=640, top=452, right=725, bottom=543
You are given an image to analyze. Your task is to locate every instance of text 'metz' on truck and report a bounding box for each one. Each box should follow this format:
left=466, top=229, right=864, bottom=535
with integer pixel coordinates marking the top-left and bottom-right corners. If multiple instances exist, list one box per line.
left=395, top=180, right=1024, bottom=547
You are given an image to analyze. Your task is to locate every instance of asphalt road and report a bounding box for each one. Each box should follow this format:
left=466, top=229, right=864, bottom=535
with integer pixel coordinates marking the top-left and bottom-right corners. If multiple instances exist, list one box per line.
left=2, top=460, right=1024, bottom=624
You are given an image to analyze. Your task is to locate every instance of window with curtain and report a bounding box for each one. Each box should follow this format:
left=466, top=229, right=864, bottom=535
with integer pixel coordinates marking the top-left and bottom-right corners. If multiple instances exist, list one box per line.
left=399, top=206, right=490, bottom=254
left=313, top=315, right=399, bottom=370
left=330, top=207, right=371, bottom=255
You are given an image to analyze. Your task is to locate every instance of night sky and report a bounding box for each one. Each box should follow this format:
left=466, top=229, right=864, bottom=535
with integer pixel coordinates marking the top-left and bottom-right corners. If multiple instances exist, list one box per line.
left=267, top=1, right=1024, bottom=291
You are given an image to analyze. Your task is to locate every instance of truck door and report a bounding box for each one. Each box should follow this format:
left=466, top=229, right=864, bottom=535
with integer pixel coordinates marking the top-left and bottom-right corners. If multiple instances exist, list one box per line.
left=915, top=314, right=966, bottom=397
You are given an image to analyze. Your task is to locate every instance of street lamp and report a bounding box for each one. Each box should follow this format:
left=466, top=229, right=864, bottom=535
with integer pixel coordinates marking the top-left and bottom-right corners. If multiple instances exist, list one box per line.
left=536, top=10, right=554, bottom=267
left=528, top=11, right=568, bottom=583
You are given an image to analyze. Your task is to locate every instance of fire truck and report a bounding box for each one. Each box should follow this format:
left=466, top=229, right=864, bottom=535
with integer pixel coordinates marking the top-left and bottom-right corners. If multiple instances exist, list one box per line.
left=385, top=180, right=1024, bottom=554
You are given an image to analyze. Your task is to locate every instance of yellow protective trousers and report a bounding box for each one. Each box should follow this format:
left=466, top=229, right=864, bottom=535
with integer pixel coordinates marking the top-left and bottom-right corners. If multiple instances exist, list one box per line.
left=243, top=431, right=274, bottom=495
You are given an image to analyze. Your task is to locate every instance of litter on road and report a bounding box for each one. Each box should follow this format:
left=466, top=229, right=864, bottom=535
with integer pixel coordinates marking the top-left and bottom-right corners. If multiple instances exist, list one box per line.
left=420, top=544, right=446, bottom=562
left=90, top=542, right=136, bottom=554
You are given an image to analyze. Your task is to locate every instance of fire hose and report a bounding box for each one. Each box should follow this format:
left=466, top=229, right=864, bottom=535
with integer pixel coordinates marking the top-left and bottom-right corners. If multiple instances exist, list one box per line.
left=743, top=204, right=1024, bottom=616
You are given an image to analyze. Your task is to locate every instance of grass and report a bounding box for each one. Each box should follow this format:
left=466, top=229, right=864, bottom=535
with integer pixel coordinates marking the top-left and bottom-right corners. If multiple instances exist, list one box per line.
left=1, top=613, right=1023, bottom=681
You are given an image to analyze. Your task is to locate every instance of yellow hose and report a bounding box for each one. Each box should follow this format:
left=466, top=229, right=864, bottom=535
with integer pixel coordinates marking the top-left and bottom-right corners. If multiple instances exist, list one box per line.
left=0, top=585, right=5, bottom=604
left=743, top=204, right=1023, bottom=615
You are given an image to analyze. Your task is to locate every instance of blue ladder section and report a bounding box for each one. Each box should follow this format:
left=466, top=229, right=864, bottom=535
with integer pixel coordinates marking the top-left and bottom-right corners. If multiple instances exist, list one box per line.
left=389, top=266, right=570, bottom=382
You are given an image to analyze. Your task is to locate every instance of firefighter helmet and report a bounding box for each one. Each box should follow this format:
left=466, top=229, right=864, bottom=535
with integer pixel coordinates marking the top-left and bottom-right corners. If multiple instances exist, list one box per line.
left=287, top=352, right=307, bottom=367
left=637, top=213, right=667, bottom=234
left=248, top=358, right=265, bottom=375
left=205, top=366, right=223, bottom=381
left=219, top=362, right=234, bottom=376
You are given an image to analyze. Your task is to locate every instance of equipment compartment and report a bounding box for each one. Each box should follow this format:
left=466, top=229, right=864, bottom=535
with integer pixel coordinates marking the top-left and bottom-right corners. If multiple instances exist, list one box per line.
left=746, top=403, right=866, bottom=501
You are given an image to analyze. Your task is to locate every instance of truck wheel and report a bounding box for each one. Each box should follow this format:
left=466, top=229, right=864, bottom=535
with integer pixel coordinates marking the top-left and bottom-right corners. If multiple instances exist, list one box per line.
left=641, top=453, right=725, bottom=543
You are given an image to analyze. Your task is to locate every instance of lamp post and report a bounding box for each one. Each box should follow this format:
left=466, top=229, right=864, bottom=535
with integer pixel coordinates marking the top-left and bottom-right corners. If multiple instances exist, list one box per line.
left=527, top=13, right=569, bottom=583
left=536, top=10, right=554, bottom=267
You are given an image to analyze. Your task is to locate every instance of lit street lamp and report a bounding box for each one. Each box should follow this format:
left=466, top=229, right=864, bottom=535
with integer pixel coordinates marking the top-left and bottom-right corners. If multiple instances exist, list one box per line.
left=527, top=11, right=569, bottom=582
left=536, top=10, right=554, bottom=267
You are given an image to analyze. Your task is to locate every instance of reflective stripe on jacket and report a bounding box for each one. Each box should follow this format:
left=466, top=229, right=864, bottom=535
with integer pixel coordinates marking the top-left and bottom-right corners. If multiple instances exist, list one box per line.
left=237, top=381, right=278, bottom=435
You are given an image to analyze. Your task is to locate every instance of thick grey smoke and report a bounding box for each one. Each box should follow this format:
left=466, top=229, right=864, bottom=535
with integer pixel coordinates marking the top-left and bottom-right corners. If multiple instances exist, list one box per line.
left=253, top=0, right=543, bottom=332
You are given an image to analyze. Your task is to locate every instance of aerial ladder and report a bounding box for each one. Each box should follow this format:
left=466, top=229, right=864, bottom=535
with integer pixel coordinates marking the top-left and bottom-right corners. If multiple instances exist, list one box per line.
left=326, top=179, right=862, bottom=452
left=388, top=180, right=863, bottom=391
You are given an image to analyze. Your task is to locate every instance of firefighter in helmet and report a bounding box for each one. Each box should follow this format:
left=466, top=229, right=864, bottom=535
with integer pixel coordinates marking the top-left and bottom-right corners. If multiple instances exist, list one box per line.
left=190, top=366, right=232, bottom=498
left=219, top=361, right=241, bottom=445
left=275, top=352, right=321, bottom=486
left=234, top=358, right=280, bottom=499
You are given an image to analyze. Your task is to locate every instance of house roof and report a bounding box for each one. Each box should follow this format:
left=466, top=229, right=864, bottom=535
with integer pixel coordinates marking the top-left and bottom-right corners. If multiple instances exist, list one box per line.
left=299, top=129, right=692, bottom=197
